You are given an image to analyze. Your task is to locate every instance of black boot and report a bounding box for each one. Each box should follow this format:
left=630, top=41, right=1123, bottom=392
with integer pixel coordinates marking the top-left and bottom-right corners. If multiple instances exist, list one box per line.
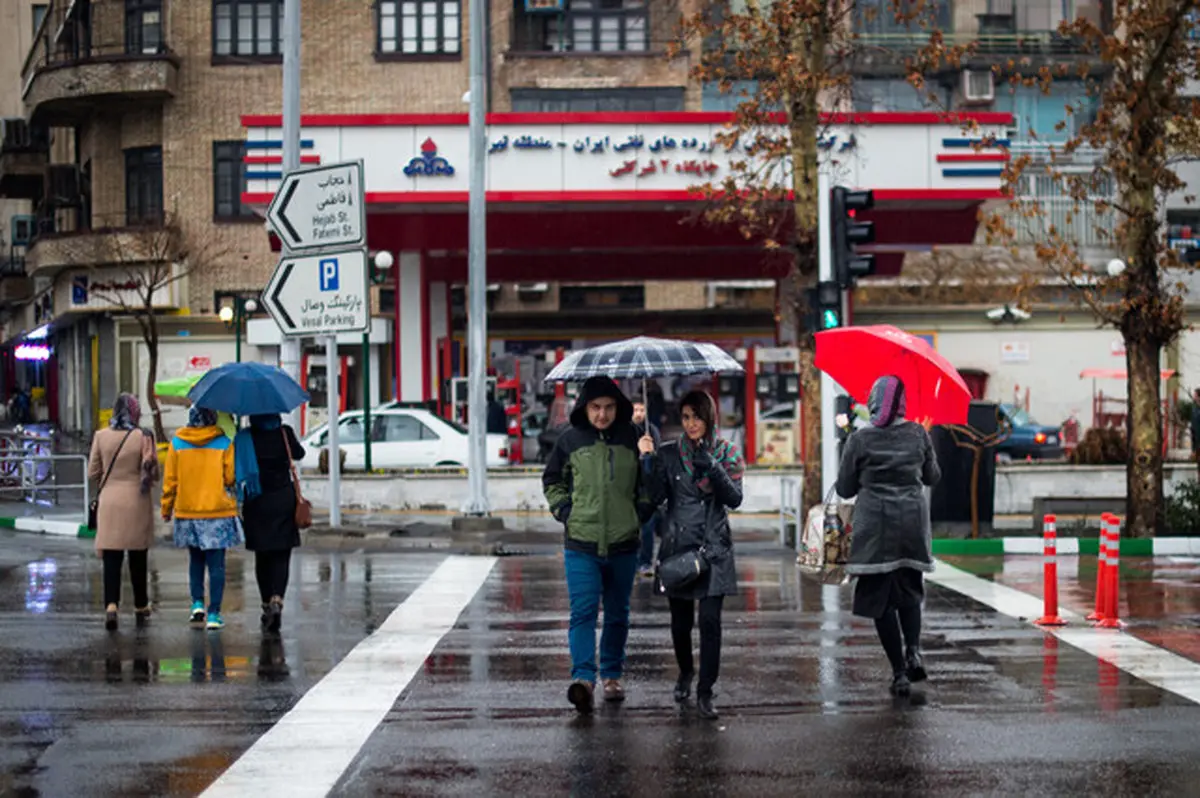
left=674, top=671, right=693, bottom=703
left=105, top=603, right=118, bottom=632
left=267, top=597, right=283, bottom=634
left=890, top=671, right=912, bottom=697
left=696, top=694, right=719, bottom=720
left=260, top=604, right=272, bottom=631
left=905, top=648, right=927, bottom=683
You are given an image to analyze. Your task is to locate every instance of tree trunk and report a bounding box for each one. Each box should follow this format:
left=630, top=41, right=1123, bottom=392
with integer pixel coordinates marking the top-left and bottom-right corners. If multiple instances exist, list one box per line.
left=1125, top=331, right=1163, bottom=537
left=144, top=314, right=167, bottom=443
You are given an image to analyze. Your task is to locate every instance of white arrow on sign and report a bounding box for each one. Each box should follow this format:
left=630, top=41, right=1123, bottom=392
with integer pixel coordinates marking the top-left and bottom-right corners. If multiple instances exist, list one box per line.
left=262, top=248, right=369, bottom=337
left=265, top=161, right=366, bottom=252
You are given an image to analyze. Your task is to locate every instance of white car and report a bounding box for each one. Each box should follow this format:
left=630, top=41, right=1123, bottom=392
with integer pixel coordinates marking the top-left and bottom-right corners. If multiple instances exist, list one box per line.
left=300, top=408, right=509, bottom=470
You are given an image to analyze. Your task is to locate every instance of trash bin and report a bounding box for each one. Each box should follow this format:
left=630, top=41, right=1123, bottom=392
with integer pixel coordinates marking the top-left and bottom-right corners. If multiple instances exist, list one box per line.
left=930, top=401, right=999, bottom=538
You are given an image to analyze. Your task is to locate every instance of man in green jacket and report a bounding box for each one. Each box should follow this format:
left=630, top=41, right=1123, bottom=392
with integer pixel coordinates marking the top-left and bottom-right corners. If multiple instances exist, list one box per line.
left=543, top=376, right=653, bottom=714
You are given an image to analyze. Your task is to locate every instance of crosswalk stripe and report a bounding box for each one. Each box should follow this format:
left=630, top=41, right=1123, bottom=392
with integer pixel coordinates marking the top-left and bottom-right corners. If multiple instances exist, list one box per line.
left=201, top=555, right=497, bottom=798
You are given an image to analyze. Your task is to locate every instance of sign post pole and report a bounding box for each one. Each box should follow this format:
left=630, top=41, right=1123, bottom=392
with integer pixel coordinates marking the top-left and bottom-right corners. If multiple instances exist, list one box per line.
left=326, top=334, right=341, bottom=528
left=280, top=0, right=302, bottom=434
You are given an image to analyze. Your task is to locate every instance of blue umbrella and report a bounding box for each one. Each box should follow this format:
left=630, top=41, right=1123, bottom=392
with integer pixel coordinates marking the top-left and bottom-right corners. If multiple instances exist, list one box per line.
left=187, top=362, right=310, bottom=416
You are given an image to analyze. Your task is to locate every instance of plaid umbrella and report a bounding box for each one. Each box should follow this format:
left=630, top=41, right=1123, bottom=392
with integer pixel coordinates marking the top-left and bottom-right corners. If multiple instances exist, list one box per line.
left=543, top=336, right=743, bottom=382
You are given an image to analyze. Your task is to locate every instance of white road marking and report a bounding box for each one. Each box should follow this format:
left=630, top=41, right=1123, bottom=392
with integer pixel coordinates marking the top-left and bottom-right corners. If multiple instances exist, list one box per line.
left=201, top=555, right=497, bottom=798
left=930, top=560, right=1200, bottom=706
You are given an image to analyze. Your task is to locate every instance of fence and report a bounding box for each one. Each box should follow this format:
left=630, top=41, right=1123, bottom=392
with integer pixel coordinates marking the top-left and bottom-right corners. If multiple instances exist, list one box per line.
left=779, top=476, right=802, bottom=550
left=0, top=431, right=88, bottom=521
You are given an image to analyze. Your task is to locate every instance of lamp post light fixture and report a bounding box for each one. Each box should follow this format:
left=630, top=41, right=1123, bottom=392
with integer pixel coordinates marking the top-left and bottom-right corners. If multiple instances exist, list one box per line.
left=216, top=292, right=260, bottom=363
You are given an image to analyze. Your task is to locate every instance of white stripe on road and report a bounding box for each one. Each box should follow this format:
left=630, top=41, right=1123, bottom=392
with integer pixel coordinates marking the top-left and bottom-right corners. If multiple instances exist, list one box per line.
left=201, top=555, right=497, bottom=798
left=930, top=560, right=1200, bottom=706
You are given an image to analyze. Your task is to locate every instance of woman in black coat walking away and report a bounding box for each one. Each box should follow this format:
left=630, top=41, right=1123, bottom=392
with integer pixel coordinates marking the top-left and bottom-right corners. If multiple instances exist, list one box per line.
left=836, top=375, right=940, bottom=697
left=639, top=390, right=744, bottom=720
left=235, top=413, right=306, bottom=633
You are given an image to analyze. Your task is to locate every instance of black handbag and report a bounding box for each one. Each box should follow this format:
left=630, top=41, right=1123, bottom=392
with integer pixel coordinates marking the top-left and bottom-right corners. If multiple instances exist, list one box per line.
left=657, top=498, right=718, bottom=593
left=89, top=429, right=135, bottom=531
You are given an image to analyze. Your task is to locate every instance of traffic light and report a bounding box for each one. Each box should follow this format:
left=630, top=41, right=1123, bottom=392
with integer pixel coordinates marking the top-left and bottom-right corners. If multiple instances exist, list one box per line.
left=831, top=186, right=875, bottom=288
left=806, top=280, right=842, bottom=333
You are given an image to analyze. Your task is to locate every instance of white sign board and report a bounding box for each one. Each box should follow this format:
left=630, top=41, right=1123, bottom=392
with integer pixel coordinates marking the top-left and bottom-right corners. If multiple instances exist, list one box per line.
left=265, top=161, right=365, bottom=252
left=1000, top=341, right=1030, bottom=363
left=262, top=249, right=369, bottom=337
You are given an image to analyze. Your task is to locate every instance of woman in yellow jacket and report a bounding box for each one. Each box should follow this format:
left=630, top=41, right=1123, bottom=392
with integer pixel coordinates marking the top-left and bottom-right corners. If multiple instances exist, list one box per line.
left=162, top=406, right=241, bottom=630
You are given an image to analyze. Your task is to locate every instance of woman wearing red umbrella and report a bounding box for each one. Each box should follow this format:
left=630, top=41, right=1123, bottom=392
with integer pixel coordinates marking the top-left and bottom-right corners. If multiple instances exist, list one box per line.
left=836, top=375, right=941, bottom=697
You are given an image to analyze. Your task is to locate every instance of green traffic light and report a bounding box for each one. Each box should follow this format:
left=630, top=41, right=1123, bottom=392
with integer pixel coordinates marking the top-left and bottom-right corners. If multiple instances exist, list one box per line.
left=822, top=309, right=840, bottom=329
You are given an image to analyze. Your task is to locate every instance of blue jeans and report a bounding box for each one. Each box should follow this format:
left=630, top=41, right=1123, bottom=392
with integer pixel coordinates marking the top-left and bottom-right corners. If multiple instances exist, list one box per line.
left=638, top=512, right=660, bottom=569
left=189, top=547, right=226, bottom=614
left=563, top=549, right=638, bottom=683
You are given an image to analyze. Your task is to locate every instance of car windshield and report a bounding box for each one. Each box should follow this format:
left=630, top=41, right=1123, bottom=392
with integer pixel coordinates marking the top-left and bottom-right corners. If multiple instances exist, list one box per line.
left=1004, top=406, right=1033, bottom=426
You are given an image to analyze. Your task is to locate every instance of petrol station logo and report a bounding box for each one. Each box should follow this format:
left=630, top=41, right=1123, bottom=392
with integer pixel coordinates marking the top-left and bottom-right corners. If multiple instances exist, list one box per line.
left=403, top=138, right=455, bottom=177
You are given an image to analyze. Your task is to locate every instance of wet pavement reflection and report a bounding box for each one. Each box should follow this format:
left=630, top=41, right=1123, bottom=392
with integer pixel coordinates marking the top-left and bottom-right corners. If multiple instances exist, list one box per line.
left=2, top=532, right=1200, bottom=796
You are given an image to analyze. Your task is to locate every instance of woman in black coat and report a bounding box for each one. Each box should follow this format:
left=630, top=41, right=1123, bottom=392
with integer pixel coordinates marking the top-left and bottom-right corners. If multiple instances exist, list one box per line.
left=640, top=390, right=744, bottom=720
left=235, top=413, right=305, bottom=634
left=836, top=375, right=940, bottom=697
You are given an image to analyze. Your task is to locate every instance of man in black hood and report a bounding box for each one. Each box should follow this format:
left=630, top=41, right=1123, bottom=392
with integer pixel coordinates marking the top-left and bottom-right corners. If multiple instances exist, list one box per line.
left=543, top=376, right=653, bottom=714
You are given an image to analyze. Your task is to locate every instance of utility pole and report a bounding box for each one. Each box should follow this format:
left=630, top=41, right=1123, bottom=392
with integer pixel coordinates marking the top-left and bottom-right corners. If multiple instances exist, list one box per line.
left=279, top=0, right=303, bottom=433
left=462, top=0, right=489, bottom=516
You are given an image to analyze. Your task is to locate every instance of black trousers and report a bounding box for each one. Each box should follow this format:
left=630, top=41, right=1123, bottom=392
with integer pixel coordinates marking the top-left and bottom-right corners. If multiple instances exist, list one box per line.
left=254, top=550, right=292, bottom=604
left=102, top=549, right=148, bottom=609
left=669, top=596, right=724, bottom=698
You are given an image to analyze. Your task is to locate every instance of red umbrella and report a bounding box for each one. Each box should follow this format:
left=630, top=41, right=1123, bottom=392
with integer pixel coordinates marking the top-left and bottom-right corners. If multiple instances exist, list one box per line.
left=814, top=325, right=972, bottom=425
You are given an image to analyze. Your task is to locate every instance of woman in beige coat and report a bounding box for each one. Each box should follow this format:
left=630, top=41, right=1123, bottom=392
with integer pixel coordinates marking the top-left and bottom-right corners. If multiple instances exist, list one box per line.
left=88, top=393, right=158, bottom=630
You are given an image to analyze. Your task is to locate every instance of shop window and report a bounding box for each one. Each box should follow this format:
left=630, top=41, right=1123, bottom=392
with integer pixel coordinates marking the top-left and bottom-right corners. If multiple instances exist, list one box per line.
left=213, top=0, right=283, bottom=61
left=559, top=285, right=644, bottom=311
left=213, top=141, right=254, bottom=221
left=124, top=146, right=163, bottom=226
left=510, top=87, right=683, bottom=112
left=377, top=0, right=461, bottom=57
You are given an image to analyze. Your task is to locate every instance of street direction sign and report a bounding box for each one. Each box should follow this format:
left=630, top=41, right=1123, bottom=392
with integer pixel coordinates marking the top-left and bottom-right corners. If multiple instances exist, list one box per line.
left=265, top=161, right=366, bottom=252
left=262, top=248, right=369, bottom=337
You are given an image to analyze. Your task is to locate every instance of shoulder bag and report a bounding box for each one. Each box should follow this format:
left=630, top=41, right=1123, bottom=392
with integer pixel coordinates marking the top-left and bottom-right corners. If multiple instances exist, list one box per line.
left=89, top=429, right=136, bottom=530
left=283, top=428, right=313, bottom=529
left=656, top=497, right=719, bottom=593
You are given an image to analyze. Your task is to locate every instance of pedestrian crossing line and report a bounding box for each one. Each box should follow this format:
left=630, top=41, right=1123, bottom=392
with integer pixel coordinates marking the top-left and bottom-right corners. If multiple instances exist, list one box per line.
left=201, top=555, right=497, bottom=798
left=929, top=560, right=1200, bottom=707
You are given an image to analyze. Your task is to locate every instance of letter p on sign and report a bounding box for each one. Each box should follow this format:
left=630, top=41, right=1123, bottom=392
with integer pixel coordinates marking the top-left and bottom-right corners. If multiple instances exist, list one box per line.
left=319, top=258, right=339, bottom=292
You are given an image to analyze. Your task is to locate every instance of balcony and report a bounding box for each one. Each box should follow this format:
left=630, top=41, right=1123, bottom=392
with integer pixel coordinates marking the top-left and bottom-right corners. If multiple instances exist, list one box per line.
left=0, top=119, right=50, bottom=200
left=0, top=255, right=33, bottom=306
left=21, top=2, right=178, bottom=126
left=993, top=170, right=1118, bottom=253
left=26, top=211, right=177, bottom=277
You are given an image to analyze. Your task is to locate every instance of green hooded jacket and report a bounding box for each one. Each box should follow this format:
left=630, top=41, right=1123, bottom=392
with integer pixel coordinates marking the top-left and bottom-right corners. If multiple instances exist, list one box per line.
left=542, top=377, right=652, bottom=556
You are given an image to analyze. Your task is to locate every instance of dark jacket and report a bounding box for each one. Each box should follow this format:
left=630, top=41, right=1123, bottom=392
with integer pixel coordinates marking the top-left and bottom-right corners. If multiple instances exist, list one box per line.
left=634, top=420, right=661, bottom=447
left=242, top=425, right=305, bottom=552
left=644, top=441, right=743, bottom=599
left=836, top=420, right=940, bottom=575
left=542, top=377, right=652, bottom=557
left=486, top=400, right=507, bottom=435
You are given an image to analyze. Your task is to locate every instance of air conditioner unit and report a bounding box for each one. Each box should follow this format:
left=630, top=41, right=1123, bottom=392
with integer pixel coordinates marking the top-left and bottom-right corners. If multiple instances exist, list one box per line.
left=10, top=215, right=35, bottom=246
left=45, top=164, right=81, bottom=204
left=961, top=69, right=995, bottom=104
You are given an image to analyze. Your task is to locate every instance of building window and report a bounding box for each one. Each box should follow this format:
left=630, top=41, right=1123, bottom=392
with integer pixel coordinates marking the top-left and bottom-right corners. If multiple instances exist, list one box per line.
left=126, top=0, right=164, bottom=55
left=213, top=141, right=254, bottom=221
left=510, top=87, right=684, bottom=112
left=213, top=0, right=282, bottom=60
left=559, top=285, right=644, bottom=311
left=513, top=0, right=648, bottom=53
left=125, top=146, right=163, bottom=226
left=377, top=0, right=461, bottom=57
left=854, top=0, right=951, bottom=39
left=32, top=4, right=47, bottom=36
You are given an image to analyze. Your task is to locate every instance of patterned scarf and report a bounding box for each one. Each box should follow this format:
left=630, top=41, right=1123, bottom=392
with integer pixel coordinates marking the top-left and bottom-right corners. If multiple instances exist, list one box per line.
left=680, top=434, right=745, bottom=493
left=868, top=375, right=907, bottom=428
left=189, top=406, right=218, bottom=428
left=110, top=393, right=141, bottom=430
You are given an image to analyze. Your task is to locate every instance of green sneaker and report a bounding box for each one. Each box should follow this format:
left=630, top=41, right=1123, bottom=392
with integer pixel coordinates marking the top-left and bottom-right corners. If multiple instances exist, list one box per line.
left=206, top=612, right=225, bottom=630
left=189, top=601, right=205, bottom=625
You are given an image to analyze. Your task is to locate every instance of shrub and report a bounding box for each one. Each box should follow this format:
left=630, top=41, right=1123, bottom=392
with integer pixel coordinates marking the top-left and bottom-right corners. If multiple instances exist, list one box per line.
left=1068, top=427, right=1128, bottom=465
left=1165, top=479, right=1200, bottom=536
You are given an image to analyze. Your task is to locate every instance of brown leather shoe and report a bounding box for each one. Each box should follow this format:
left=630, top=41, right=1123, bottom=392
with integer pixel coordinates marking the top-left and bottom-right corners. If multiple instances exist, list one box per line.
left=602, top=679, right=625, bottom=703
left=567, top=680, right=594, bottom=714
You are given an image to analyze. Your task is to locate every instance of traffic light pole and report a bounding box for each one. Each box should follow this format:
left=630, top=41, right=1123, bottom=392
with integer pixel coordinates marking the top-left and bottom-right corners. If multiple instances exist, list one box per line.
left=817, top=170, right=839, bottom=501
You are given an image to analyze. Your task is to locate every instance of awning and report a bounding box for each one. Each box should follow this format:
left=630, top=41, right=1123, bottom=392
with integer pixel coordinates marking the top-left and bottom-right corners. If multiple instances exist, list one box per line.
left=1079, top=368, right=1177, bottom=380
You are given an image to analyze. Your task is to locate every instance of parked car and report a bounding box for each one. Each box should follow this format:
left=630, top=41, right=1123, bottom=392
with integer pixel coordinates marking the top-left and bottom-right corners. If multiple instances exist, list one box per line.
left=300, top=408, right=508, bottom=470
left=995, top=404, right=1064, bottom=462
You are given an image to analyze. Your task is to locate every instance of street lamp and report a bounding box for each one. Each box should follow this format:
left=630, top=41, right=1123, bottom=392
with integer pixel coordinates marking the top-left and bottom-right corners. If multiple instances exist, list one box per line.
left=216, top=293, right=260, bottom=363
left=360, top=250, right=395, bottom=472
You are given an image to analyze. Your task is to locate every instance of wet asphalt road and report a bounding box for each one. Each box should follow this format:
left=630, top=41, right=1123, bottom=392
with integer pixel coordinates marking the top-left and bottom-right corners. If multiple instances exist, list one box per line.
left=2, top=533, right=1200, bottom=797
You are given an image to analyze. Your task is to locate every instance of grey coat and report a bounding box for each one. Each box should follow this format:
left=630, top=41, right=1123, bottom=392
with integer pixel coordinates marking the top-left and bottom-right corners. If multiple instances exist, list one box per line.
left=836, top=421, right=941, bottom=575
left=644, top=442, right=742, bottom=600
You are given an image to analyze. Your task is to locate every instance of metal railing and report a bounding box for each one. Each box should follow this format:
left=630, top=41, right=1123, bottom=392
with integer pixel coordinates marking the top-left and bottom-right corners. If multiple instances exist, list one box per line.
left=779, top=476, right=802, bottom=551
left=855, top=30, right=1093, bottom=56
left=0, top=431, right=88, bottom=521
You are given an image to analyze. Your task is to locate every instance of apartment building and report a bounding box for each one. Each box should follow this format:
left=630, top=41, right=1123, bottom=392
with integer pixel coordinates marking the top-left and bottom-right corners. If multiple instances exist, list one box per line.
left=0, top=0, right=1178, bottom=438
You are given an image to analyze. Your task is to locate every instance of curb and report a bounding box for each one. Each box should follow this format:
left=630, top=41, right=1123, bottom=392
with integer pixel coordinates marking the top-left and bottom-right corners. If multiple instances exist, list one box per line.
left=931, top=537, right=1200, bottom=556
left=0, top=516, right=92, bottom=539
